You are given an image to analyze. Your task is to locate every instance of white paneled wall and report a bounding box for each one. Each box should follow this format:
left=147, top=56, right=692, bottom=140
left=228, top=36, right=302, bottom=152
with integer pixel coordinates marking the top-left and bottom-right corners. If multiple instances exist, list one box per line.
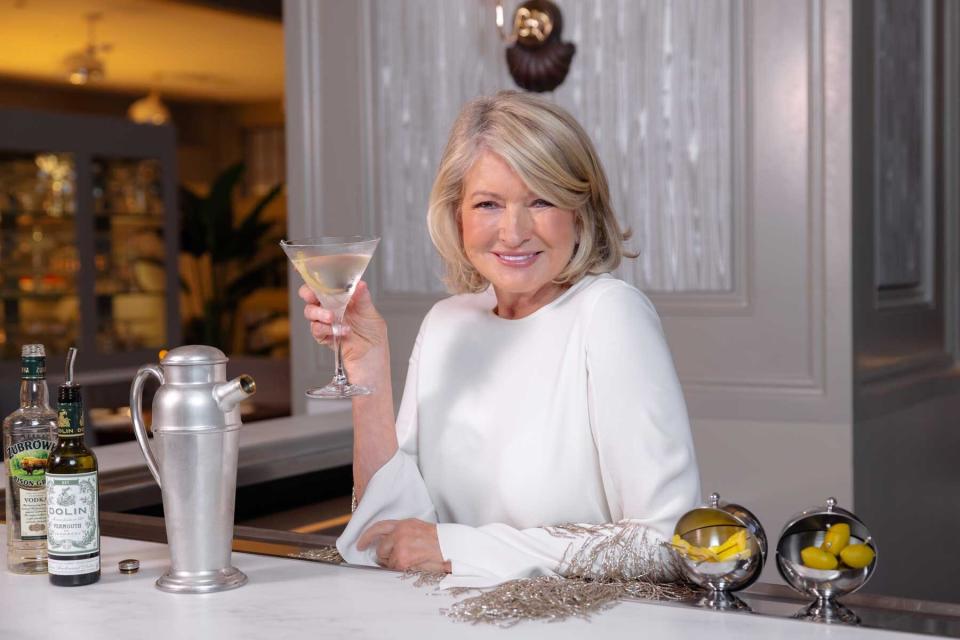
left=371, top=0, right=735, bottom=294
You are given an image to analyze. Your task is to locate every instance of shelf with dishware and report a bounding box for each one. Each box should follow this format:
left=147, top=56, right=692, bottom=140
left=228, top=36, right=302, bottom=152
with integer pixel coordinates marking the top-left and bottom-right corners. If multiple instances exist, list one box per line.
left=0, top=107, right=181, bottom=425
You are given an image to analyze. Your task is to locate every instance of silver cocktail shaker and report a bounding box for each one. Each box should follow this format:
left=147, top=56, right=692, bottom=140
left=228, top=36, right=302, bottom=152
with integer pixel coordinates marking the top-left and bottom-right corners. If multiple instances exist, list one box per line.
left=130, top=345, right=256, bottom=594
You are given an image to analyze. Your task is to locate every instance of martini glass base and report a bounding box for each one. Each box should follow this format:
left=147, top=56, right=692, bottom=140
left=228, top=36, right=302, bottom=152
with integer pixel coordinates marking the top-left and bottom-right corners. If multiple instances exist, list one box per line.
left=306, top=382, right=372, bottom=399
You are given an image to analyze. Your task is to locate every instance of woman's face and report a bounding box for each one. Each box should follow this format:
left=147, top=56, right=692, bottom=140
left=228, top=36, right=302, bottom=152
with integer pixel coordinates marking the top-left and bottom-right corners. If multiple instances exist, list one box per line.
left=460, top=150, right=578, bottom=300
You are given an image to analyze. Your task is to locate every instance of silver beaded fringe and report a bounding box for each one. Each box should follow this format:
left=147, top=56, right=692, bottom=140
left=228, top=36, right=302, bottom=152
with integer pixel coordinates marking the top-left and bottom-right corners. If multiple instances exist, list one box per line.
left=290, top=546, right=345, bottom=564
left=440, top=521, right=697, bottom=627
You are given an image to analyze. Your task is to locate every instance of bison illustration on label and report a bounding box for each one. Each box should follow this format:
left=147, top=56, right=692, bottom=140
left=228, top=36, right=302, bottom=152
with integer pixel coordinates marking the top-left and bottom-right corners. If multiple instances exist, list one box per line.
left=19, top=456, right=48, bottom=474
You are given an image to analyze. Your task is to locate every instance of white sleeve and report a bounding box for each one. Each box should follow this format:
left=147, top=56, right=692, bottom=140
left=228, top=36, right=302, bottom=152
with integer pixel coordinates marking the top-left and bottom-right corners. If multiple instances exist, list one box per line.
left=435, top=285, right=701, bottom=585
left=336, top=312, right=438, bottom=565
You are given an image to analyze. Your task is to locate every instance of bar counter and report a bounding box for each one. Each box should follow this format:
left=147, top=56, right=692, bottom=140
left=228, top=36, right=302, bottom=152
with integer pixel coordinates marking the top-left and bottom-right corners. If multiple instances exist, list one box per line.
left=0, top=527, right=938, bottom=640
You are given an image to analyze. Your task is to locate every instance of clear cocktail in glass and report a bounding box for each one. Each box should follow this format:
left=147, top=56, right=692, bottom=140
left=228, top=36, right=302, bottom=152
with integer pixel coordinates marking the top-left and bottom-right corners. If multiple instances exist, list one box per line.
left=280, top=235, right=380, bottom=398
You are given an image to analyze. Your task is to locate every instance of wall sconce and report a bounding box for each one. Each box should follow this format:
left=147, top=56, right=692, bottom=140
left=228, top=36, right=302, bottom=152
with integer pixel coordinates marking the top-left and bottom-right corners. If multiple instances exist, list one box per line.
left=496, top=0, right=575, bottom=93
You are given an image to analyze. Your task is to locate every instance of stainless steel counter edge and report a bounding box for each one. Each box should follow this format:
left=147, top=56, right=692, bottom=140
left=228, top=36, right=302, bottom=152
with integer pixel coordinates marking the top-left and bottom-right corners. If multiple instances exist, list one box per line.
left=1, top=410, right=355, bottom=511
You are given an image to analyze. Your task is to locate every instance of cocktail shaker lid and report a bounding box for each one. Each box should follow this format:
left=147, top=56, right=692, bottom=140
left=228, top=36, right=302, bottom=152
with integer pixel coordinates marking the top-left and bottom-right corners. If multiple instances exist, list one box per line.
left=161, top=345, right=228, bottom=366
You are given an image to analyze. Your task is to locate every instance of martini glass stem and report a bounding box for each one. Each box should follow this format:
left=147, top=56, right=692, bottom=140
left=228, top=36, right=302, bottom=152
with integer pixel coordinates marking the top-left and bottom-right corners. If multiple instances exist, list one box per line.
left=331, top=309, right=348, bottom=388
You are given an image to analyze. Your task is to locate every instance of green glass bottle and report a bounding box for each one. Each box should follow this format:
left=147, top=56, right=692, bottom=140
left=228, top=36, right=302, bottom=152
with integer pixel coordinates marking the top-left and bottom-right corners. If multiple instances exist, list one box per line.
left=46, top=348, right=100, bottom=586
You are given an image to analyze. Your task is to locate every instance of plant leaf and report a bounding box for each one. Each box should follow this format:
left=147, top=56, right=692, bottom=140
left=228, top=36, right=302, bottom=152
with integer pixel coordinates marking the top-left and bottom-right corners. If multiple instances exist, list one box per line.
left=201, top=163, right=244, bottom=262
left=179, top=185, right=207, bottom=256
left=224, top=255, right=287, bottom=301
left=224, top=182, right=284, bottom=261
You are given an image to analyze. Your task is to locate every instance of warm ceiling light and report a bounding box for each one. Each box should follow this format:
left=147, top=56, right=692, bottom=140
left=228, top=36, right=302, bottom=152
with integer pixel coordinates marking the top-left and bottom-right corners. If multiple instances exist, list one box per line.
left=128, top=90, right=171, bottom=125
left=66, top=52, right=105, bottom=85
left=64, top=12, right=109, bottom=86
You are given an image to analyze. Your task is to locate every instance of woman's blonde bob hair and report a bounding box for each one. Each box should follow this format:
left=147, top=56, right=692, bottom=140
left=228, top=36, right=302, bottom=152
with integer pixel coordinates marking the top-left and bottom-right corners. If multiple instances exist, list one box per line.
left=427, top=90, right=633, bottom=294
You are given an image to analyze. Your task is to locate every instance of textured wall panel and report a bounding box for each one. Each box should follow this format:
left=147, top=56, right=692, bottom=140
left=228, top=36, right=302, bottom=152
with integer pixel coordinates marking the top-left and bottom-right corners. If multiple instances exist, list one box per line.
left=873, top=0, right=932, bottom=292
left=370, top=0, right=735, bottom=294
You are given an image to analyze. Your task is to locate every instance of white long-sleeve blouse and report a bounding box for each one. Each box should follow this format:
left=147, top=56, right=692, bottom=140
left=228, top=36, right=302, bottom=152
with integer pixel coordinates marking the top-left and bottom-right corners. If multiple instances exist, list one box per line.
left=336, top=274, right=701, bottom=584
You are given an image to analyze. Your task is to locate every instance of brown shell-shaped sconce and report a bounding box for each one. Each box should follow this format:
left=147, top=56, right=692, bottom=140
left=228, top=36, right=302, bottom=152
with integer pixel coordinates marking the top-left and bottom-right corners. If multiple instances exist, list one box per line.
left=505, top=0, right=576, bottom=93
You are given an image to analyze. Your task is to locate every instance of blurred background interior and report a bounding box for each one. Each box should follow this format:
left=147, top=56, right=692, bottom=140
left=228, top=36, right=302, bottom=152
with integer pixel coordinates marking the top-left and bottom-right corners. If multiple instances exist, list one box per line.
left=0, top=0, right=289, bottom=427
left=0, top=0, right=959, bottom=604
left=0, top=1, right=334, bottom=534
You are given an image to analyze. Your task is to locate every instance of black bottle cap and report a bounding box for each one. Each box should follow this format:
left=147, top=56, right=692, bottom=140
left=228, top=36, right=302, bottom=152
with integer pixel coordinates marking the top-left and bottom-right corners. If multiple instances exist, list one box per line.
left=58, top=346, right=81, bottom=403
left=58, top=384, right=82, bottom=404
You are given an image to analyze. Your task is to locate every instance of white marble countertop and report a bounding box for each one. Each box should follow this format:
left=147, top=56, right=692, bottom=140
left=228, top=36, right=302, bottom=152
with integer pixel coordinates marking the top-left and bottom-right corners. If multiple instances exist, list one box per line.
left=0, top=531, right=928, bottom=640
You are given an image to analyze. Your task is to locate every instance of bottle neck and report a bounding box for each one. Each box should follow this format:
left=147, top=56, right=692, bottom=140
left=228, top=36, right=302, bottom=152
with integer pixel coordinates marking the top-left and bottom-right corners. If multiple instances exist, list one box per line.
left=20, top=378, right=50, bottom=409
left=54, top=433, right=89, bottom=450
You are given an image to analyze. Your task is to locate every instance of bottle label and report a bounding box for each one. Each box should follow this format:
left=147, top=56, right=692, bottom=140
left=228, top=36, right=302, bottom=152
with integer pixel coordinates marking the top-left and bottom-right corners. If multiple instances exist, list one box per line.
left=56, top=402, right=84, bottom=438
left=46, top=472, right=99, bottom=557
left=17, top=488, right=48, bottom=541
left=48, top=556, right=100, bottom=575
left=7, top=440, right=54, bottom=539
left=20, top=356, right=45, bottom=381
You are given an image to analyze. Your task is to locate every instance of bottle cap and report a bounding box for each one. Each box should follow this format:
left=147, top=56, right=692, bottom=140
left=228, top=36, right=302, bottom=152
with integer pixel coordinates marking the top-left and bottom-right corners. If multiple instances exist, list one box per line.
left=22, top=344, right=45, bottom=358
left=20, top=344, right=47, bottom=358
left=118, top=559, right=140, bottom=574
left=58, top=347, right=82, bottom=404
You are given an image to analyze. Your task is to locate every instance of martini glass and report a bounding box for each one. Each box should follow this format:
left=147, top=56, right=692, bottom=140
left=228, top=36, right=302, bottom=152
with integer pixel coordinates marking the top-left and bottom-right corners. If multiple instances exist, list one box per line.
left=281, top=235, right=380, bottom=398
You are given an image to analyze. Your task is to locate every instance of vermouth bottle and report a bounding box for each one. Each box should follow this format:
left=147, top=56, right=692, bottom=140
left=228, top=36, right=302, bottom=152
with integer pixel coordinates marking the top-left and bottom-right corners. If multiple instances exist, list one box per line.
left=3, top=344, right=58, bottom=574
left=47, top=348, right=100, bottom=586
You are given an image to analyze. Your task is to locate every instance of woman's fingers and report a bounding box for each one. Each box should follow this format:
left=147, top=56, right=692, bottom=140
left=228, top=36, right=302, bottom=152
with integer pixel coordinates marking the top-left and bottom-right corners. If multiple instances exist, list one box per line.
left=310, top=320, right=350, bottom=343
left=310, top=321, right=331, bottom=344
left=298, top=284, right=319, bottom=304
left=303, top=304, right=334, bottom=323
left=357, top=520, right=398, bottom=551
left=348, top=280, right=373, bottom=312
left=375, top=536, right=396, bottom=567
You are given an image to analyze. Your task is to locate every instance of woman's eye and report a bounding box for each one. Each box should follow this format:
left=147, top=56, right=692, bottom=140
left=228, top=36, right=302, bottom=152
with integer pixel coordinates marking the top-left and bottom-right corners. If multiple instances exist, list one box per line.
left=474, top=201, right=499, bottom=210
left=531, top=199, right=554, bottom=208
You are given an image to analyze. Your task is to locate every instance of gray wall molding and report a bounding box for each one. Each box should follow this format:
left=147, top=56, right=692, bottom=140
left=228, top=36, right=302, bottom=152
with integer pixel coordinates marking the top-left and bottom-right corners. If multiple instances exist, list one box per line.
left=853, top=0, right=957, bottom=418
left=872, top=0, right=936, bottom=309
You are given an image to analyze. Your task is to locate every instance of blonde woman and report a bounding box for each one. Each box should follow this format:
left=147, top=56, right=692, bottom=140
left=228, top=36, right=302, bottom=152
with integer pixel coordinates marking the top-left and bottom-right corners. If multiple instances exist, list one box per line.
left=300, top=91, right=700, bottom=583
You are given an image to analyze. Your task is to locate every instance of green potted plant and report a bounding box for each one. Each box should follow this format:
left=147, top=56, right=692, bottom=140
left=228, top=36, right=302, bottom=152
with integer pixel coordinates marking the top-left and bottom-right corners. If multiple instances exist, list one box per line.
left=179, top=163, right=286, bottom=354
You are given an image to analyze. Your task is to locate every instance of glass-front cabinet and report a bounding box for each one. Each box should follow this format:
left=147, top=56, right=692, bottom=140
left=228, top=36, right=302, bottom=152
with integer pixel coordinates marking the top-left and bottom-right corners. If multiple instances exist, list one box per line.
left=0, top=108, right=179, bottom=378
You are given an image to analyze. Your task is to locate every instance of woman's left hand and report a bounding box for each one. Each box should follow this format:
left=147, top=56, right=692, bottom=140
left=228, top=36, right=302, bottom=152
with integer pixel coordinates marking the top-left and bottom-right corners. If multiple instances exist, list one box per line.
left=357, top=519, right=451, bottom=573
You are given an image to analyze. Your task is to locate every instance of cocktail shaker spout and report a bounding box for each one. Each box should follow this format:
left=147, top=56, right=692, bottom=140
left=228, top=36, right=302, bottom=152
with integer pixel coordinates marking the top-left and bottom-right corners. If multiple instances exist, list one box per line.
left=214, top=374, right=256, bottom=412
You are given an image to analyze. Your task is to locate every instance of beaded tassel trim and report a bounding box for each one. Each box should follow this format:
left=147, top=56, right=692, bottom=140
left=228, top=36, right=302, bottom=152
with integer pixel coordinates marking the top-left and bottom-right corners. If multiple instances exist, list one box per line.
left=441, top=521, right=697, bottom=626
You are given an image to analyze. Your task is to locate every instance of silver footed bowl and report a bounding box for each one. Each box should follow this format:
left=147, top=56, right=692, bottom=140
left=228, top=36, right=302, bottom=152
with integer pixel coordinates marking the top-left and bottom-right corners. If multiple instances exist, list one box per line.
left=775, top=498, right=878, bottom=625
left=668, top=492, right=768, bottom=610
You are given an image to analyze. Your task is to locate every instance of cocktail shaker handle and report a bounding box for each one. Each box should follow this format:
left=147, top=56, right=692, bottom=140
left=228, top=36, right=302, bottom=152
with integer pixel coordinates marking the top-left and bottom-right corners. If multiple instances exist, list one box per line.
left=130, top=364, right=164, bottom=487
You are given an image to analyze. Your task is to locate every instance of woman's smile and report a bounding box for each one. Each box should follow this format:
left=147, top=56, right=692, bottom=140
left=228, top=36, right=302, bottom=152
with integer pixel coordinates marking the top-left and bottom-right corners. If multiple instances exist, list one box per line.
left=493, top=251, right=543, bottom=267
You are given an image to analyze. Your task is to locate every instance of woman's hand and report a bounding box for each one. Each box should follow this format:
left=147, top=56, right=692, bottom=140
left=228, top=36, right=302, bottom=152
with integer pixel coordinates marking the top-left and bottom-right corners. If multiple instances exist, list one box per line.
left=357, top=519, right=451, bottom=573
left=300, top=280, right=387, bottom=377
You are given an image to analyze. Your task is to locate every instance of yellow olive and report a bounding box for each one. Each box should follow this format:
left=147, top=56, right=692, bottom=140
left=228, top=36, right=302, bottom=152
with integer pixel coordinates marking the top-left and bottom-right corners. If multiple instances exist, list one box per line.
left=821, top=523, right=850, bottom=556
left=801, top=546, right=838, bottom=570
left=840, top=543, right=875, bottom=569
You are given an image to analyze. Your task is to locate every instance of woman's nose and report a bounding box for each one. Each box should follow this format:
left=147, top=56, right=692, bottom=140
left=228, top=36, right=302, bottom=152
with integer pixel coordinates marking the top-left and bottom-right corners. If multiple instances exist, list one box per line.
left=499, top=204, right=533, bottom=245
